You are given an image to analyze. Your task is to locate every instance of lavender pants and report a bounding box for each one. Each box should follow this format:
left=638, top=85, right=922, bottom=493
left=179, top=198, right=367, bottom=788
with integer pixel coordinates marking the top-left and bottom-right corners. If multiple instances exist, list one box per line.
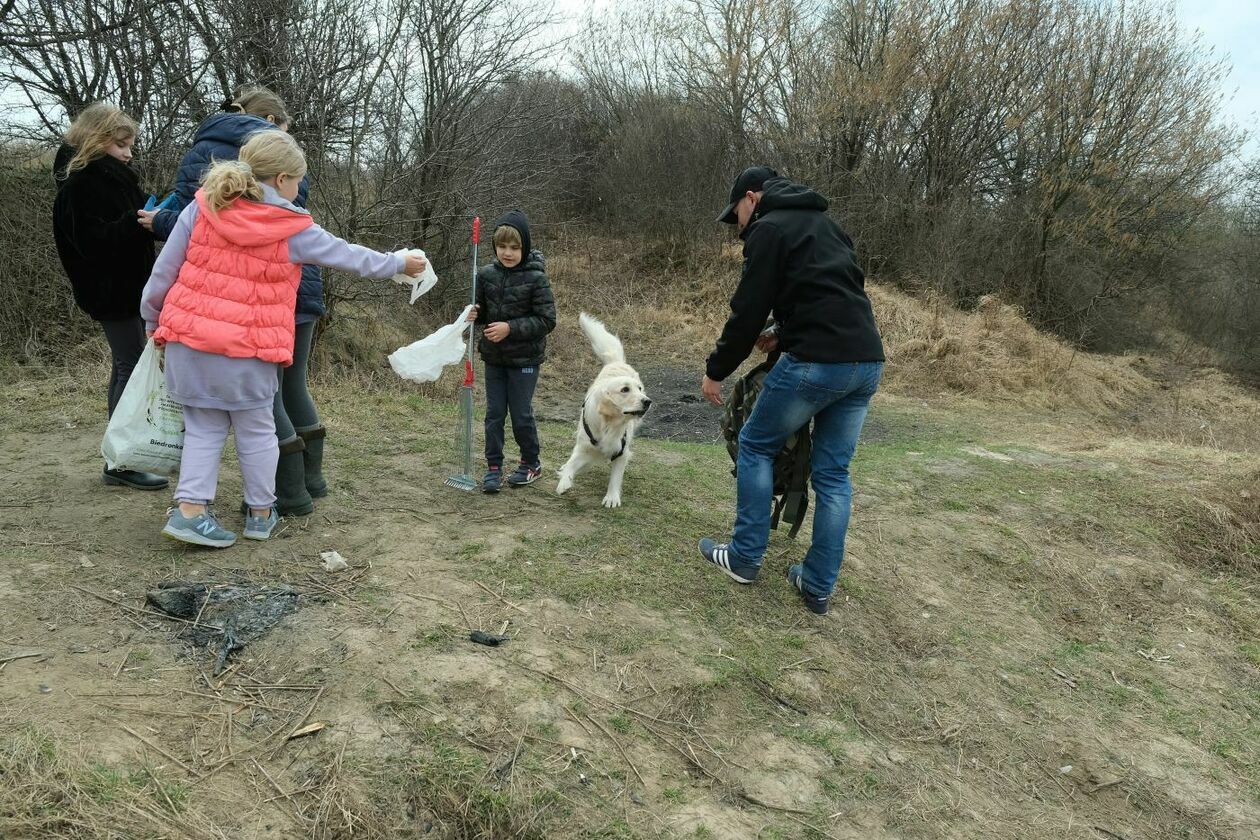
left=174, top=405, right=279, bottom=508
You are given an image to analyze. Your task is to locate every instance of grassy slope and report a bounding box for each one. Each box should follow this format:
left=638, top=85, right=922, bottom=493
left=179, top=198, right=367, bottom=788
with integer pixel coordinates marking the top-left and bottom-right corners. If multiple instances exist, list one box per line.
left=2, top=253, right=1259, bottom=838
left=3, top=368, right=1256, bottom=839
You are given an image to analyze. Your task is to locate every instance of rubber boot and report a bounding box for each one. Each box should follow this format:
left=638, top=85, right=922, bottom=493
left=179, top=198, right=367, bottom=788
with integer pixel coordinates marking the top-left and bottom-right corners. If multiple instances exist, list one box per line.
left=274, top=437, right=314, bottom=516
left=298, top=426, right=328, bottom=499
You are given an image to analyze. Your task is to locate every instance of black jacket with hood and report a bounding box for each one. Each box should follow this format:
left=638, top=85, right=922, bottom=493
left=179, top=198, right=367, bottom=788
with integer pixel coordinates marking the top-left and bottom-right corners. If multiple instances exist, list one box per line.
left=474, top=210, right=557, bottom=368
left=706, top=177, right=884, bottom=381
left=51, top=143, right=157, bottom=322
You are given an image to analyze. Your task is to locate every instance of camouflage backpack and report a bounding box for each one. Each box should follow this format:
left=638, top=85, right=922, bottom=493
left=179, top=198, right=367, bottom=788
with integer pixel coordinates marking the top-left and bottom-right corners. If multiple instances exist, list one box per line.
left=721, top=356, right=812, bottom=538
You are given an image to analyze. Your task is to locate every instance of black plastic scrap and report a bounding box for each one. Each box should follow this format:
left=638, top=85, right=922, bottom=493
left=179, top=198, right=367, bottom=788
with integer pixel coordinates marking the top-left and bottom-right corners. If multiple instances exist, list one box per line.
left=145, top=581, right=301, bottom=674
left=469, top=630, right=509, bottom=646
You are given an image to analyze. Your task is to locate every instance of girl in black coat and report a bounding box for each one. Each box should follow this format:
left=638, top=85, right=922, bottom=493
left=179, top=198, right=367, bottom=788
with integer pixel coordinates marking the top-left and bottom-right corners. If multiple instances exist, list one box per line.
left=52, top=102, right=167, bottom=490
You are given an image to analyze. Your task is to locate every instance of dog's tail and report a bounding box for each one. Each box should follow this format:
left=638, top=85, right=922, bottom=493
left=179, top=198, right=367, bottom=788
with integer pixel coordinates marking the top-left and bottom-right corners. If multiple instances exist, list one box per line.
left=579, top=312, right=625, bottom=366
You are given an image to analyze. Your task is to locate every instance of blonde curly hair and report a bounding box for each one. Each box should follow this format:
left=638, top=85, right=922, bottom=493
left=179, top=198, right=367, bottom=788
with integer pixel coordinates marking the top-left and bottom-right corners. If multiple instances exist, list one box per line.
left=200, top=130, right=307, bottom=213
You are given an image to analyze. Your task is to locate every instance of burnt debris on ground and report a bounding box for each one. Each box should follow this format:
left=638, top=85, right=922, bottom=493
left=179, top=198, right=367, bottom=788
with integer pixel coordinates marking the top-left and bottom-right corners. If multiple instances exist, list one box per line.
left=146, top=581, right=303, bottom=674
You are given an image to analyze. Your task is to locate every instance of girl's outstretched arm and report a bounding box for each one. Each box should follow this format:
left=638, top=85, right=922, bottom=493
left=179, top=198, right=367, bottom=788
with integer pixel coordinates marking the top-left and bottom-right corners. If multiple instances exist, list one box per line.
left=288, top=224, right=406, bottom=278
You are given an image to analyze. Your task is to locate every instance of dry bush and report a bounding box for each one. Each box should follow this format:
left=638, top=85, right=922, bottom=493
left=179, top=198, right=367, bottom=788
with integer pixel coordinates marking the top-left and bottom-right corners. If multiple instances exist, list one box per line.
left=0, top=155, right=98, bottom=362
left=870, top=286, right=1149, bottom=410
left=1161, top=470, right=1259, bottom=573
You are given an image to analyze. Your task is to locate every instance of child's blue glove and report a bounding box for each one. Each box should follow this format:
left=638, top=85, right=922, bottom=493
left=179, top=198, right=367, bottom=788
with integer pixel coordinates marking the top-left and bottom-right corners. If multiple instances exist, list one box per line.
left=143, top=195, right=157, bottom=211
left=156, top=193, right=179, bottom=211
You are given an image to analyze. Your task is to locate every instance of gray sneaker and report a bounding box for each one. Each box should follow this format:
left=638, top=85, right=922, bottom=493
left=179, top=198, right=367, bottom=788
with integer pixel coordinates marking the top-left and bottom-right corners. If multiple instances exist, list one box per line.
left=162, top=508, right=236, bottom=548
left=243, top=507, right=280, bottom=541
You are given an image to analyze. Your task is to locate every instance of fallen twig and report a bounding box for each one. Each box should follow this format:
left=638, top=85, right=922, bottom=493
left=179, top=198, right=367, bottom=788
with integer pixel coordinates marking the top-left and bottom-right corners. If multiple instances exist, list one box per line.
left=121, top=723, right=202, bottom=778
left=70, top=584, right=223, bottom=630
left=0, top=651, right=45, bottom=666
left=1087, top=778, right=1126, bottom=795
left=475, top=580, right=529, bottom=615
left=585, top=712, right=646, bottom=786
left=271, top=687, right=325, bottom=757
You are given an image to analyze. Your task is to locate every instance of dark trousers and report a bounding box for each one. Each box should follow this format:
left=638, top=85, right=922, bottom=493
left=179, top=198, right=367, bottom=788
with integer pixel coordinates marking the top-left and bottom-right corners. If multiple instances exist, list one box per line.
left=100, top=317, right=146, bottom=417
left=484, top=363, right=541, bottom=468
left=273, top=320, right=320, bottom=443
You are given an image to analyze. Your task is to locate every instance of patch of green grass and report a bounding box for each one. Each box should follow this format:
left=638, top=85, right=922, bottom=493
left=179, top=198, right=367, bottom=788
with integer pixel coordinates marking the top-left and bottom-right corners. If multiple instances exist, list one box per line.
left=608, top=715, right=632, bottom=734
left=1239, top=643, right=1260, bottom=667
left=372, top=736, right=570, bottom=839
left=413, top=624, right=459, bottom=653
left=139, top=770, right=188, bottom=814
left=1055, top=639, right=1113, bottom=661
left=662, top=786, right=686, bottom=803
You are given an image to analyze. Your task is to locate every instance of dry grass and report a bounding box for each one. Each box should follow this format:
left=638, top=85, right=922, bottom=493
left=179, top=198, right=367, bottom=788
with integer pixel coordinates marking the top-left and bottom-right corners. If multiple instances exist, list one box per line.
left=0, top=714, right=224, bottom=840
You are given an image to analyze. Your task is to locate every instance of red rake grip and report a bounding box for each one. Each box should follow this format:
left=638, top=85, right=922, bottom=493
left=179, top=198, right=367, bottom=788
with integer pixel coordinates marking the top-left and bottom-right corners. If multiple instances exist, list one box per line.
left=463, top=359, right=474, bottom=386
left=472, top=216, right=480, bottom=244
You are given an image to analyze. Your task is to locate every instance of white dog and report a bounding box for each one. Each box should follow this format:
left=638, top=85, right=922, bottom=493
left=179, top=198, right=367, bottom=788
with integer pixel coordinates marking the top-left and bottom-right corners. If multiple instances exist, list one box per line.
left=556, top=313, right=652, bottom=508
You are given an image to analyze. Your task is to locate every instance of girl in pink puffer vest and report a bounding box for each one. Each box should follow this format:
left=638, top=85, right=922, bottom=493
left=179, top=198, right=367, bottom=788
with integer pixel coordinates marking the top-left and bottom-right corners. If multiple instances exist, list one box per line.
left=140, top=131, right=427, bottom=548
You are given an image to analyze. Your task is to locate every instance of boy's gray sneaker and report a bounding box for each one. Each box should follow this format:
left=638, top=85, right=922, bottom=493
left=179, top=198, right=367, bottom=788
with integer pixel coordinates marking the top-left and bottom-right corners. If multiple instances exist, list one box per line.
left=243, top=507, right=280, bottom=541
left=163, top=508, right=236, bottom=548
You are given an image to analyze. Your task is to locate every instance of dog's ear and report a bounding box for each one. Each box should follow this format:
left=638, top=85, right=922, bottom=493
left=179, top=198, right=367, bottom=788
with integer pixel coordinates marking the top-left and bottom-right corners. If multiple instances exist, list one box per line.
left=596, top=389, right=621, bottom=420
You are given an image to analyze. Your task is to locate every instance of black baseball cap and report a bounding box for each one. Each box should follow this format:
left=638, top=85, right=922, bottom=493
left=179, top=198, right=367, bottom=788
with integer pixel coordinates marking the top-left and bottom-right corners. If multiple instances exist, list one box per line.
left=716, top=165, right=778, bottom=223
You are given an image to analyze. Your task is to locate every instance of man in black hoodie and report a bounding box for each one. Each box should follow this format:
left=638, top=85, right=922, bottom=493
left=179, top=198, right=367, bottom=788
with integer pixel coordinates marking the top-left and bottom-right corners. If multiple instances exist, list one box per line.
left=696, top=167, right=885, bottom=615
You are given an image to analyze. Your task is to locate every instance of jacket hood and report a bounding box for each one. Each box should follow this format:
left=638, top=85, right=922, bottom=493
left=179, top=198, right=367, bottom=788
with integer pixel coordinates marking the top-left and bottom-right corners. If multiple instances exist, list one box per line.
left=194, top=112, right=278, bottom=149
left=755, top=177, right=829, bottom=217
left=53, top=143, right=74, bottom=185
left=493, top=209, right=533, bottom=263
left=194, top=189, right=313, bottom=247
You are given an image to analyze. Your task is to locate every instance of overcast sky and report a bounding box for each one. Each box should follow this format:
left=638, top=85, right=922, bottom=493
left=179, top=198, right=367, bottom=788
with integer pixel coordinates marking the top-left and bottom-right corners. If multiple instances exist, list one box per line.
left=1174, top=0, right=1260, bottom=154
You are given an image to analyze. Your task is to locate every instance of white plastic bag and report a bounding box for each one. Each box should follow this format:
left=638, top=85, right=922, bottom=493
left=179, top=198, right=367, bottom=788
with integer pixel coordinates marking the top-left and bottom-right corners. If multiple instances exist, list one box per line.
left=100, top=339, right=184, bottom=475
left=392, top=249, right=439, bottom=304
left=388, top=305, right=474, bottom=383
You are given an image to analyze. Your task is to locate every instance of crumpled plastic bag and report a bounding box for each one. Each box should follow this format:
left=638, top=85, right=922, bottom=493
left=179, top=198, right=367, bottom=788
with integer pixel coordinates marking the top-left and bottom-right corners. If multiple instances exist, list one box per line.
left=392, top=249, right=439, bottom=304
left=388, top=304, right=474, bottom=383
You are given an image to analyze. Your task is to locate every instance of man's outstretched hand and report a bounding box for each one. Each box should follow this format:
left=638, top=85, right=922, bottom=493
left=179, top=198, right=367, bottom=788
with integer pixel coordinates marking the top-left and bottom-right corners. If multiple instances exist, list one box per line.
left=702, top=375, right=723, bottom=406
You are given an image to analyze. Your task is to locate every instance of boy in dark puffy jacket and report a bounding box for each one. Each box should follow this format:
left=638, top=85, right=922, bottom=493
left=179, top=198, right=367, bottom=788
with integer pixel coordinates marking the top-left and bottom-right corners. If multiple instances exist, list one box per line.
left=469, top=210, right=556, bottom=493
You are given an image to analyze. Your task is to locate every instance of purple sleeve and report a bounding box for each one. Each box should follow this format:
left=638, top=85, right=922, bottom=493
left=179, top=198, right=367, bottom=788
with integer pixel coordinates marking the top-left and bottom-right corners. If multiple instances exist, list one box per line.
left=288, top=224, right=406, bottom=278
left=140, top=202, right=199, bottom=330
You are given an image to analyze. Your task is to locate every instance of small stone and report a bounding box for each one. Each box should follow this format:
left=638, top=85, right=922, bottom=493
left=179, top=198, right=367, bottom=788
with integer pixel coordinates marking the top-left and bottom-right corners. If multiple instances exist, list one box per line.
left=630, top=791, right=645, bottom=806
left=1059, top=765, right=1073, bottom=774
left=38, top=684, right=52, bottom=694
left=78, top=557, right=95, bottom=569
left=886, top=748, right=907, bottom=764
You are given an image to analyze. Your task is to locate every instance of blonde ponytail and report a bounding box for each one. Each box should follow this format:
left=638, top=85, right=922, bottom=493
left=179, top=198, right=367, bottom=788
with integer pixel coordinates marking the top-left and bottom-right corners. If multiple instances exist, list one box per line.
left=200, top=160, right=263, bottom=212
left=199, top=130, right=307, bottom=213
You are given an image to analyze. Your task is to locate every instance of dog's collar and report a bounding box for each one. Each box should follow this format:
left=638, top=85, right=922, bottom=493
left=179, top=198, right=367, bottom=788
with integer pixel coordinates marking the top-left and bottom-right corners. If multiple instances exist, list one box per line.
left=582, top=409, right=627, bottom=461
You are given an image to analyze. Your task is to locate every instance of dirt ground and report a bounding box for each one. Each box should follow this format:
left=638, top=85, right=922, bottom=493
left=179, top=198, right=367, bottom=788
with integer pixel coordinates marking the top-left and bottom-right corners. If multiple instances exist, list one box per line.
left=2, top=358, right=1259, bottom=839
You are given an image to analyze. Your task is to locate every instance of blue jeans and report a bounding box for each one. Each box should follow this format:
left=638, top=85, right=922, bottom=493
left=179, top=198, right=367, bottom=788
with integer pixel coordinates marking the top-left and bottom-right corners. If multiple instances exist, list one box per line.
left=730, top=354, right=883, bottom=597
